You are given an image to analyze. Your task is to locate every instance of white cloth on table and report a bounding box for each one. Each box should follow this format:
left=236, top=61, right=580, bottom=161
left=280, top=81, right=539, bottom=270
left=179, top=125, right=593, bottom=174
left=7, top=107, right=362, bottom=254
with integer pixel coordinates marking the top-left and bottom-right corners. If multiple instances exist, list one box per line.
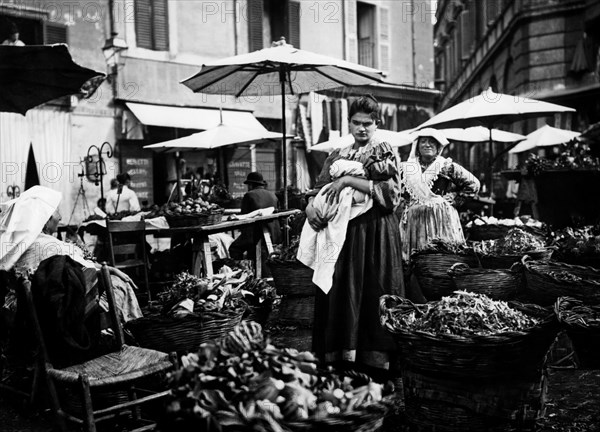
left=297, top=159, right=373, bottom=294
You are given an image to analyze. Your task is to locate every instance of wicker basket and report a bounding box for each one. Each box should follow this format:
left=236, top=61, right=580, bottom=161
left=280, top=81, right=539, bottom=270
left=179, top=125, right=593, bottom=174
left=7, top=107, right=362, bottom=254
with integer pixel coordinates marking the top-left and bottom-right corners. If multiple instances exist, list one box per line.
left=285, top=396, right=393, bottom=432
left=379, top=295, right=559, bottom=379
left=447, top=262, right=522, bottom=300
left=402, top=368, right=545, bottom=432
left=411, top=252, right=480, bottom=301
left=205, top=209, right=224, bottom=225
left=165, top=213, right=209, bottom=228
left=553, top=253, right=600, bottom=269
left=480, top=247, right=554, bottom=269
left=555, top=297, right=600, bottom=368
left=521, top=257, right=600, bottom=306
left=267, top=259, right=315, bottom=327
left=267, top=259, right=314, bottom=297
left=125, top=304, right=246, bottom=354
left=243, top=303, right=272, bottom=325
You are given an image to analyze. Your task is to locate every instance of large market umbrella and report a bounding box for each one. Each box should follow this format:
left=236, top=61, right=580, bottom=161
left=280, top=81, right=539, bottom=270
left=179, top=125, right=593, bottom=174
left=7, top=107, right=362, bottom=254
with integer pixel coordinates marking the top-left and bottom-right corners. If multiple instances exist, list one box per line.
left=415, top=88, right=575, bottom=191
left=0, top=44, right=105, bottom=115
left=416, top=88, right=575, bottom=131
left=441, top=126, right=525, bottom=143
left=144, top=120, right=291, bottom=202
left=143, top=124, right=286, bottom=152
left=310, top=129, right=413, bottom=153
left=509, top=124, right=581, bottom=153
left=181, top=37, right=384, bottom=209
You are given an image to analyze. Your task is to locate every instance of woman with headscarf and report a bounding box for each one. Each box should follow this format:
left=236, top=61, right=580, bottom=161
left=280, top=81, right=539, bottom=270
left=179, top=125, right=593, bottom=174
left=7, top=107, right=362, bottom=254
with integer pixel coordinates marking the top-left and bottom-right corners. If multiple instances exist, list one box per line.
left=0, top=186, right=142, bottom=322
left=301, top=95, right=404, bottom=380
left=400, top=128, right=480, bottom=261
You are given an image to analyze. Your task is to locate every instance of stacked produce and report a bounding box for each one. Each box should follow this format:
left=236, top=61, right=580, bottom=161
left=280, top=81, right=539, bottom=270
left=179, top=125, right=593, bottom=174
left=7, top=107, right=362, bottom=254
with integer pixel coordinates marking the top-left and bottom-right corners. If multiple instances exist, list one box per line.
left=161, top=321, right=389, bottom=431
left=387, top=291, right=539, bottom=337
left=490, top=228, right=545, bottom=254
left=525, top=141, right=599, bottom=175
left=417, top=239, right=476, bottom=256
left=551, top=226, right=600, bottom=256
left=145, top=197, right=222, bottom=219
left=466, top=215, right=544, bottom=229
left=83, top=210, right=140, bottom=222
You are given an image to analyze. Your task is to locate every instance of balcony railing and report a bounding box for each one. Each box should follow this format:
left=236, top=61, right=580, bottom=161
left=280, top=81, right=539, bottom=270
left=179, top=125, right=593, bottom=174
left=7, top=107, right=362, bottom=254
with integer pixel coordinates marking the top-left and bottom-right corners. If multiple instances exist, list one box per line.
left=358, top=37, right=375, bottom=69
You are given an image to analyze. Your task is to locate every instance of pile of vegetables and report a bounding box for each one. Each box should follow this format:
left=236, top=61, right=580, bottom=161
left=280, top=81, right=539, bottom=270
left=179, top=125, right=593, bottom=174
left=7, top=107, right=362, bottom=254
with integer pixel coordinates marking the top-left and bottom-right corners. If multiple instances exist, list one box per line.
left=388, top=291, right=540, bottom=336
left=270, top=236, right=301, bottom=262
left=524, top=141, right=600, bottom=176
left=155, top=267, right=278, bottom=318
left=161, top=321, right=389, bottom=432
left=550, top=226, right=600, bottom=256
left=490, top=228, right=545, bottom=255
left=417, top=239, right=476, bottom=256
left=466, top=215, right=544, bottom=229
left=145, top=197, right=223, bottom=219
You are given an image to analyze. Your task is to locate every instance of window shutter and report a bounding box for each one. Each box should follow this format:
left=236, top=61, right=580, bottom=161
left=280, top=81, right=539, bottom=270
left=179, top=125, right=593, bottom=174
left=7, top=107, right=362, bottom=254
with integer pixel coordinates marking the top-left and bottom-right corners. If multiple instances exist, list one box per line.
left=135, top=0, right=153, bottom=49
left=461, top=9, right=475, bottom=59
left=288, top=1, right=300, bottom=48
left=248, top=0, right=264, bottom=52
left=44, top=22, right=67, bottom=45
left=153, top=0, right=169, bottom=51
left=345, top=0, right=358, bottom=63
left=378, top=6, right=390, bottom=72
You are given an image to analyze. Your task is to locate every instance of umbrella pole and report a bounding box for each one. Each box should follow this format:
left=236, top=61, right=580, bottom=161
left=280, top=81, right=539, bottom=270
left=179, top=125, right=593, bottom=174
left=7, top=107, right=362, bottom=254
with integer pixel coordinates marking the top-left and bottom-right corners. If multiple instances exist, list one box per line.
left=280, top=68, right=289, bottom=246
left=175, top=151, right=183, bottom=203
left=488, top=127, right=494, bottom=215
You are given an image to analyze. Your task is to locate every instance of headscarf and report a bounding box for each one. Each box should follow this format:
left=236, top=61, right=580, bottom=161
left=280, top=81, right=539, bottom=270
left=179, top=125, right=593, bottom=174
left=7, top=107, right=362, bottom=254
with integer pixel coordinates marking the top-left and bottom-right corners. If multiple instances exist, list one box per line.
left=401, top=128, right=450, bottom=205
left=0, top=186, right=62, bottom=270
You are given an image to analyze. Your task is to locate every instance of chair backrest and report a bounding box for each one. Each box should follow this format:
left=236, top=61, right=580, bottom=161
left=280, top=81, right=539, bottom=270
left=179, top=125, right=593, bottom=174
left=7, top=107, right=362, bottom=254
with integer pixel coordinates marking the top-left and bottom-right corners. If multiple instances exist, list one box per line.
left=20, top=264, right=125, bottom=371
left=106, top=220, right=147, bottom=267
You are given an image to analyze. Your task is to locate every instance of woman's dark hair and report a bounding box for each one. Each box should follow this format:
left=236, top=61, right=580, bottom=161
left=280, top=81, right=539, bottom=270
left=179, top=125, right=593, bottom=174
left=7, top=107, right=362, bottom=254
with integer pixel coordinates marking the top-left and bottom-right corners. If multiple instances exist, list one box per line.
left=348, top=95, right=380, bottom=122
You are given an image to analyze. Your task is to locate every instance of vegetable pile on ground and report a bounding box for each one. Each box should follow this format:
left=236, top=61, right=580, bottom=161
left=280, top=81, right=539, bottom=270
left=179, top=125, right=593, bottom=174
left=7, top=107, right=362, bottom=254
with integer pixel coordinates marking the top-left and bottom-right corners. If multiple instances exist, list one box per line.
left=161, top=321, right=389, bottom=432
left=388, top=291, right=540, bottom=336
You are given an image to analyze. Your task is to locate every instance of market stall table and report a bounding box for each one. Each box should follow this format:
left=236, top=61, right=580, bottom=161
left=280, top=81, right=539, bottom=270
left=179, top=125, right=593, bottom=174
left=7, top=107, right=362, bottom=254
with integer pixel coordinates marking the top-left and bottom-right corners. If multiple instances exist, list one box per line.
left=153, top=209, right=300, bottom=277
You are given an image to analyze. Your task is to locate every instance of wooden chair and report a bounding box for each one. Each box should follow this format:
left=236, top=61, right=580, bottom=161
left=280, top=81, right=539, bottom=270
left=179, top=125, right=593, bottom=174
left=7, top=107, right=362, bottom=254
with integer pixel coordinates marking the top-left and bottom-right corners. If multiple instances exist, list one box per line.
left=106, top=220, right=151, bottom=301
left=21, top=264, right=176, bottom=432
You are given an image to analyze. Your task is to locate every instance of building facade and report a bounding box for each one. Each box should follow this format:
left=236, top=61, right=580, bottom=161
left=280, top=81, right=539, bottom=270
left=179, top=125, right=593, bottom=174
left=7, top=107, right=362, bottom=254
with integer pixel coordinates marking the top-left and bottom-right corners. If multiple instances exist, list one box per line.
left=434, top=0, right=600, bottom=195
left=1, top=0, right=436, bottom=222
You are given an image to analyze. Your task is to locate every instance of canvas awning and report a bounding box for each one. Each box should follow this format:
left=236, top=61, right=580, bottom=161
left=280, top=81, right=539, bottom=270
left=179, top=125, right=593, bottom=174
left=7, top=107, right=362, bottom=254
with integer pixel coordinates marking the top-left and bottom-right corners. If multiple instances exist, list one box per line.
left=125, top=102, right=263, bottom=130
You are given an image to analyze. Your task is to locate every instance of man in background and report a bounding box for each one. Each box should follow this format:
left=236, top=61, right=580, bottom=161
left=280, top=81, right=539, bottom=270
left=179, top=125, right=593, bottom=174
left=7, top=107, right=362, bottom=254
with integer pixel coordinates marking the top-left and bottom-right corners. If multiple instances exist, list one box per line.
left=2, top=21, right=25, bottom=46
left=229, top=172, right=281, bottom=263
left=106, top=173, right=141, bottom=214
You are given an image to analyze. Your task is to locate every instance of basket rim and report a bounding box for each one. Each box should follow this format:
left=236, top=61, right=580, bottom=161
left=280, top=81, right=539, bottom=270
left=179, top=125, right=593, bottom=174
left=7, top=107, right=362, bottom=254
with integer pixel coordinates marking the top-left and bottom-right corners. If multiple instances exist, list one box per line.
left=522, top=256, right=600, bottom=286
left=379, top=294, right=555, bottom=344
left=555, top=296, right=600, bottom=329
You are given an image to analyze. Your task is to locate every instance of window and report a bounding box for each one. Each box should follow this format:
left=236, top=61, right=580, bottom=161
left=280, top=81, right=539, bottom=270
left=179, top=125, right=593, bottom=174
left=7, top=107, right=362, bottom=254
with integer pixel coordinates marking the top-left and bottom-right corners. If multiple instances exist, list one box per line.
left=357, top=2, right=376, bottom=68
left=248, top=0, right=300, bottom=52
left=134, top=0, right=169, bottom=51
left=0, top=12, right=67, bottom=45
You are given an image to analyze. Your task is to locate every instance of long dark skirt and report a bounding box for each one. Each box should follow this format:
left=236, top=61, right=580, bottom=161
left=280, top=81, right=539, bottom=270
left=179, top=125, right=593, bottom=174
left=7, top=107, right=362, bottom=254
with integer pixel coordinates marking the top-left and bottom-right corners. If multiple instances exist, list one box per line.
left=312, top=206, right=404, bottom=360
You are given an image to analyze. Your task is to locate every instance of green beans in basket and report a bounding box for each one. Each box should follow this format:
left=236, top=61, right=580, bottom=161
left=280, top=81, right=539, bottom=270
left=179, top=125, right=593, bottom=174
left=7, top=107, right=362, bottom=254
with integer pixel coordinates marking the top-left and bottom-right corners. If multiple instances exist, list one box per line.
left=555, top=297, right=600, bottom=368
left=380, top=292, right=559, bottom=379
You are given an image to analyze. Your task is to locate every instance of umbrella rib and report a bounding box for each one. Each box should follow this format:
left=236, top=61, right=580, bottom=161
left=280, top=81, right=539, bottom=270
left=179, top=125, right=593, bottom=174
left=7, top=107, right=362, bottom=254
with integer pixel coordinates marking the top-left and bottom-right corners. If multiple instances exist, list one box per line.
left=188, top=64, right=252, bottom=92
left=234, top=65, right=269, bottom=98
left=313, top=68, right=366, bottom=87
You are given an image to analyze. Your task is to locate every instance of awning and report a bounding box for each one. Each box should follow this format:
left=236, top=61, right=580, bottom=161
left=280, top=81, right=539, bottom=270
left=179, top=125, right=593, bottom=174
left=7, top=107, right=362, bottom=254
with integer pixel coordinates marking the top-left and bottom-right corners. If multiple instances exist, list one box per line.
left=125, top=102, right=264, bottom=130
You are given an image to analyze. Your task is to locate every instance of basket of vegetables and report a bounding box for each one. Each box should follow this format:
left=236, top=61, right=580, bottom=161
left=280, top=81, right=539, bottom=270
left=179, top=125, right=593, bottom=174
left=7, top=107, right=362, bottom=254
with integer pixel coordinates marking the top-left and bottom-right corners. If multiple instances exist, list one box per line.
left=447, top=262, right=522, bottom=301
left=159, top=198, right=224, bottom=227
left=550, top=226, right=600, bottom=268
left=379, top=291, right=558, bottom=379
left=239, top=277, right=278, bottom=325
left=521, top=257, right=600, bottom=305
left=410, top=241, right=480, bottom=301
left=125, top=272, right=246, bottom=354
left=159, top=321, right=394, bottom=432
left=555, top=297, right=600, bottom=368
left=477, top=228, right=553, bottom=269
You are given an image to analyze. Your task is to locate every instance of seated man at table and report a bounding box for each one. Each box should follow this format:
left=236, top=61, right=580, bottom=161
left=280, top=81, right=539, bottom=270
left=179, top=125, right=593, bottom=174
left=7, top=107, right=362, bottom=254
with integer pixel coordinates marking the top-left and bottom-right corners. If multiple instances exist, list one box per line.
left=228, top=172, right=281, bottom=267
left=106, top=173, right=141, bottom=214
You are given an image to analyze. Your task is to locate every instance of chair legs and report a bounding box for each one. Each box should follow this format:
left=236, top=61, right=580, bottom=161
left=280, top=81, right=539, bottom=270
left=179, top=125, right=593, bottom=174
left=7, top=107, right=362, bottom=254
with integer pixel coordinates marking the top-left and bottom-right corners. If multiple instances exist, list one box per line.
left=79, top=374, right=97, bottom=432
